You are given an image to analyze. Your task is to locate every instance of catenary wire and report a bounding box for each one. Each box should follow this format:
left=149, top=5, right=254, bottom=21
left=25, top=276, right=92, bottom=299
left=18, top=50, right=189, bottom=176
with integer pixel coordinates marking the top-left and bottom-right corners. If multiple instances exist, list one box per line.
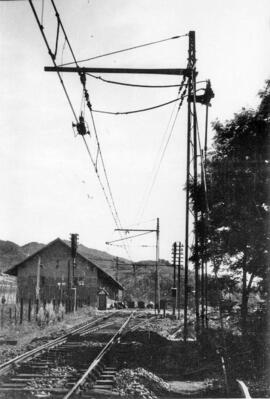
left=29, top=0, right=78, bottom=124
left=92, top=95, right=185, bottom=115
left=50, top=0, right=132, bottom=259
left=59, top=34, right=188, bottom=67
left=43, top=0, right=132, bottom=261
left=86, top=74, right=207, bottom=89
left=79, top=74, right=132, bottom=260
left=86, top=73, right=186, bottom=88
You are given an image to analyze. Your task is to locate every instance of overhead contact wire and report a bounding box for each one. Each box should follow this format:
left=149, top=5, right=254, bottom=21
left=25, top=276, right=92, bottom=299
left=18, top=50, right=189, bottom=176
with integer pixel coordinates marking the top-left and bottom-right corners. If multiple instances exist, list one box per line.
left=28, top=0, right=78, bottom=124
left=79, top=73, right=132, bottom=260
left=48, top=0, right=132, bottom=260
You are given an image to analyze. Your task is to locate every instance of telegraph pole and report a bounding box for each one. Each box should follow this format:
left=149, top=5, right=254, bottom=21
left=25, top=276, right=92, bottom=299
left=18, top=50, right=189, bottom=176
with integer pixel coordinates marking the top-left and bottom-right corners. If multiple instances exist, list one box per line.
left=177, top=243, right=183, bottom=320
left=171, top=243, right=177, bottom=316
left=36, top=256, right=41, bottom=302
left=70, top=233, right=79, bottom=312
left=115, top=256, right=119, bottom=281
left=156, top=218, right=160, bottom=314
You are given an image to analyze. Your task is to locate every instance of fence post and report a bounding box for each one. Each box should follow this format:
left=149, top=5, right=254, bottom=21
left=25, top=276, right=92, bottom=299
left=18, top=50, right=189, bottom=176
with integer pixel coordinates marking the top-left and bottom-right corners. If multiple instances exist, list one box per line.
left=20, top=298, right=23, bottom=324
left=35, top=299, right=39, bottom=321
left=9, top=307, right=12, bottom=322
left=28, top=299, right=32, bottom=322
left=15, top=305, right=17, bottom=325
left=0, top=306, right=3, bottom=329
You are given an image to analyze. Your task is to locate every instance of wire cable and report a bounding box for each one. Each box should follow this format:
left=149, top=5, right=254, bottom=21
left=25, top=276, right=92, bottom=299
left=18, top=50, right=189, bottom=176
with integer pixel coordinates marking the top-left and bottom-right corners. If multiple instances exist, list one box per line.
left=34, top=0, right=132, bottom=261
left=106, top=231, right=153, bottom=245
left=92, top=95, right=184, bottom=115
left=50, top=0, right=132, bottom=260
left=78, top=74, right=132, bottom=260
left=59, top=34, right=188, bottom=67
left=29, top=0, right=78, bottom=124
left=86, top=72, right=186, bottom=89
left=137, top=76, right=187, bottom=221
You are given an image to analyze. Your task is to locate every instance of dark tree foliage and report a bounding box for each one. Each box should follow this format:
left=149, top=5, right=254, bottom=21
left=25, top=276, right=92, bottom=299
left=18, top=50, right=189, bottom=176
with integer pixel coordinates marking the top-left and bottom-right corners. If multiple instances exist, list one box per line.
left=193, top=81, right=270, bottom=331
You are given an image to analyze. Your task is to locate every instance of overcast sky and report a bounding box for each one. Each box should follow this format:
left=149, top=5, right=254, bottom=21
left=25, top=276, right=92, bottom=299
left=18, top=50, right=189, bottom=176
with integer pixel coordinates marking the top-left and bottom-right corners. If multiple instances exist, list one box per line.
left=0, top=0, right=269, bottom=263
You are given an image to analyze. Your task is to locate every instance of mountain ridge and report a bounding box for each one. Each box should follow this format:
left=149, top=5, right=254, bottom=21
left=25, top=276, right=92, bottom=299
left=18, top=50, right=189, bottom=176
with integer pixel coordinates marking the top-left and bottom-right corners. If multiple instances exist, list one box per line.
left=0, top=239, right=191, bottom=303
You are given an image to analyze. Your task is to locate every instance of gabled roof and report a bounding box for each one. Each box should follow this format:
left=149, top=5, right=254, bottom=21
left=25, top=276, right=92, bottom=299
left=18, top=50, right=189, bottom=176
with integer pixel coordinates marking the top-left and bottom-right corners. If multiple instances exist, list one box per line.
left=6, top=238, right=123, bottom=290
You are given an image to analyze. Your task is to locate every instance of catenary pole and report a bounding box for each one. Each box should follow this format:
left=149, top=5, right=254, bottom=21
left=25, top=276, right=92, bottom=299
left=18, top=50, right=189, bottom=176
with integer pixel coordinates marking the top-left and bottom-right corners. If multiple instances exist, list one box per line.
left=184, top=31, right=195, bottom=342
left=192, top=50, right=200, bottom=338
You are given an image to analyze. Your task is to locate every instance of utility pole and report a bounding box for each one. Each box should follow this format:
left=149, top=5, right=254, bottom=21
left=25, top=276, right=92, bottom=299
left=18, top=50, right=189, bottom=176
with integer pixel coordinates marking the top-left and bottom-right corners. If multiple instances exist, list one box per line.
left=171, top=243, right=177, bottom=316
left=200, top=150, right=206, bottom=329
left=115, top=256, right=119, bottom=281
left=156, top=218, right=160, bottom=314
left=70, top=233, right=79, bottom=312
left=177, top=243, right=183, bottom=320
left=36, top=256, right=41, bottom=302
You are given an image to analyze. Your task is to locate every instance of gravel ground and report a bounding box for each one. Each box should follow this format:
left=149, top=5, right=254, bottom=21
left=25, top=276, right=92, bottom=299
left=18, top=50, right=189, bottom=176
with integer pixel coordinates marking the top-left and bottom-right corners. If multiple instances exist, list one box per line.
left=0, top=306, right=104, bottom=364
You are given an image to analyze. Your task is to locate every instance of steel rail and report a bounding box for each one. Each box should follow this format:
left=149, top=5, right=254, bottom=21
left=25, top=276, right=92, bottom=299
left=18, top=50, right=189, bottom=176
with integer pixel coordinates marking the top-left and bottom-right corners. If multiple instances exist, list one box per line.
left=63, top=313, right=134, bottom=399
left=237, top=380, right=252, bottom=398
left=0, top=313, right=113, bottom=376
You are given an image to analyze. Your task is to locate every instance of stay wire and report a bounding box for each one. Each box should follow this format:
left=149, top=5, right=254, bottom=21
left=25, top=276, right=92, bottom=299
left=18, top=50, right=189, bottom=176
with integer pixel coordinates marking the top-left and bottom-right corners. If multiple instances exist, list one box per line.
left=106, top=231, right=153, bottom=245
left=58, top=33, right=188, bottom=67
left=137, top=102, right=179, bottom=222
left=139, top=99, right=183, bottom=220
left=138, top=76, right=187, bottom=221
left=86, top=72, right=186, bottom=89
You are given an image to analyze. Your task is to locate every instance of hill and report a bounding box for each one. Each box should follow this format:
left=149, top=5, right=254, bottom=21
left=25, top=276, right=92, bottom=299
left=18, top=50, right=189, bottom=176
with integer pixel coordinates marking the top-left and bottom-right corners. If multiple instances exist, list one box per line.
left=0, top=240, right=26, bottom=272
left=21, top=242, right=45, bottom=257
left=0, top=238, right=195, bottom=304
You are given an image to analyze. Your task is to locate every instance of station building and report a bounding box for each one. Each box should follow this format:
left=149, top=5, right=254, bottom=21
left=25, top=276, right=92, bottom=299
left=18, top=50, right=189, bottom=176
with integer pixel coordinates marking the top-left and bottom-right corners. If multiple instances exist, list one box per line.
left=6, top=238, right=123, bottom=308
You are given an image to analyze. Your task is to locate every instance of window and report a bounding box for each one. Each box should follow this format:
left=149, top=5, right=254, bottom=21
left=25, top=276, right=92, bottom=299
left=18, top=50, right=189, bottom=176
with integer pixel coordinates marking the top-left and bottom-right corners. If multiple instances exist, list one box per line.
left=74, top=277, right=84, bottom=286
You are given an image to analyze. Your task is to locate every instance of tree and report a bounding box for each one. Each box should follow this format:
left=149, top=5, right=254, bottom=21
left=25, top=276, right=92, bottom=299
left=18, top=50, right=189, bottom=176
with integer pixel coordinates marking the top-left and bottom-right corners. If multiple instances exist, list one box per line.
left=196, top=81, right=270, bottom=332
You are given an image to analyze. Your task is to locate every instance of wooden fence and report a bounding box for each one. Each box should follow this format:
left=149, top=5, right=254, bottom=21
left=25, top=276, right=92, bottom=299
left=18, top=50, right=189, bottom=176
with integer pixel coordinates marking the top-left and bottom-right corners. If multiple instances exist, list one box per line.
left=0, top=296, right=91, bottom=328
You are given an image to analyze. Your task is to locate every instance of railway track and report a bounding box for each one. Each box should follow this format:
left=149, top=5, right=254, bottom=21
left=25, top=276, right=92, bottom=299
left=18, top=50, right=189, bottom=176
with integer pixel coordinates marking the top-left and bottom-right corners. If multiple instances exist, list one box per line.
left=0, top=311, right=134, bottom=398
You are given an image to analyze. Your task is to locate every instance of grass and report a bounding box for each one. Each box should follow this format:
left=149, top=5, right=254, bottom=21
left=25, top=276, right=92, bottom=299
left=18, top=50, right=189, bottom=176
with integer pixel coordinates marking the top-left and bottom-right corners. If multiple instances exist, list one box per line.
left=0, top=305, right=99, bottom=363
